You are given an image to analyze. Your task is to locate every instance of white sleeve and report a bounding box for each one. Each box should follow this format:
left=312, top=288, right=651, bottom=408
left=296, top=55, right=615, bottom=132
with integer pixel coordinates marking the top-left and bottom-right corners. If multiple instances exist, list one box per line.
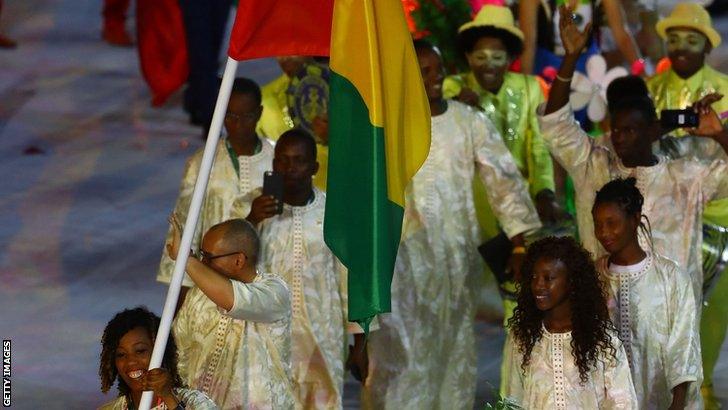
left=221, top=276, right=291, bottom=323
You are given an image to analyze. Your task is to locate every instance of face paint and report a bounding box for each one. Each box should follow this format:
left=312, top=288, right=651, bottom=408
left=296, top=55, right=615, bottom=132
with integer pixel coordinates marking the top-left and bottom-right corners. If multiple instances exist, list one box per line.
left=467, top=48, right=509, bottom=70
left=666, top=29, right=708, bottom=54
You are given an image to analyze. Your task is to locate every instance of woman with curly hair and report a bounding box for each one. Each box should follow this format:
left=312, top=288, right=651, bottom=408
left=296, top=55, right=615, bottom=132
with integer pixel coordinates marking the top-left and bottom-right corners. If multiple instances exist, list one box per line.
left=593, top=178, right=702, bottom=409
left=502, top=236, right=637, bottom=408
left=98, top=306, right=217, bottom=410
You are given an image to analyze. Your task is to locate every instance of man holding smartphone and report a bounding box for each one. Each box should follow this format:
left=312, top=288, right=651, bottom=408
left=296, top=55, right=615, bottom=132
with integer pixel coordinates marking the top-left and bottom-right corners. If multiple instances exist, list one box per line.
left=647, top=4, right=728, bottom=406
left=247, top=129, right=370, bottom=409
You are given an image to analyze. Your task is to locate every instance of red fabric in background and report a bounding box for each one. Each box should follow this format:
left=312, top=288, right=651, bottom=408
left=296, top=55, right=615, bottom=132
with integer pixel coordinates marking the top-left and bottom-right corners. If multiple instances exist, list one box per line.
left=136, top=0, right=189, bottom=106
left=227, top=0, right=333, bottom=60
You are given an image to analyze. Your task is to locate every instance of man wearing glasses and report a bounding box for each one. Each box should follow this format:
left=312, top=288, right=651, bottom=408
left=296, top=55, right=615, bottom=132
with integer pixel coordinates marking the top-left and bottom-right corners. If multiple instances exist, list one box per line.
left=157, top=77, right=276, bottom=309
left=166, top=216, right=295, bottom=409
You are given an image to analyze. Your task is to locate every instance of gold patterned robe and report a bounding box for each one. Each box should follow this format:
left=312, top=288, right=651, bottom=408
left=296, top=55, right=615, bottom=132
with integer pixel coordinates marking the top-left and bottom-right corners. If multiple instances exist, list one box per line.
left=363, top=101, right=541, bottom=410
left=597, top=253, right=702, bottom=409
left=157, top=138, right=273, bottom=286
left=257, top=189, right=361, bottom=409
left=538, top=103, right=728, bottom=300
left=173, top=274, right=295, bottom=409
left=502, top=328, right=638, bottom=409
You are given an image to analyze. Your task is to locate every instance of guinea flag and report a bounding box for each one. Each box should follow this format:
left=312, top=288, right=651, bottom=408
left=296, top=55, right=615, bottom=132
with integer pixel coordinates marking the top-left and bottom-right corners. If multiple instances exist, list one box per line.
left=228, top=0, right=431, bottom=330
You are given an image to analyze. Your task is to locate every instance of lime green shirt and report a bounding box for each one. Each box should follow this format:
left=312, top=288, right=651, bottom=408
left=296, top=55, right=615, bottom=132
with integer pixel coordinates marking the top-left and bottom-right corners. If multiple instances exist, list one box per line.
left=257, top=73, right=295, bottom=141
left=444, top=71, right=554, bottom=197
left=648, top=65, right=728, bottom=227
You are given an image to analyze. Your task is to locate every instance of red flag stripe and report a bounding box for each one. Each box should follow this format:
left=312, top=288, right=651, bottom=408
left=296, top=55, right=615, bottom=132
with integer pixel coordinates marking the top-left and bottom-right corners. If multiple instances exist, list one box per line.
left=228, top=0, right=334, bottom=60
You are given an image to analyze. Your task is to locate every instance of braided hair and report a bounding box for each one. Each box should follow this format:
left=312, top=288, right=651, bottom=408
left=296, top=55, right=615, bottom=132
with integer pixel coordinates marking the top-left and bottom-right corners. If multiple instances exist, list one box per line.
left=99, top=306, right=184, bottom=395
left=593, top=177, right=653, bottom=249
left=508, top=236, right=617, bottom=383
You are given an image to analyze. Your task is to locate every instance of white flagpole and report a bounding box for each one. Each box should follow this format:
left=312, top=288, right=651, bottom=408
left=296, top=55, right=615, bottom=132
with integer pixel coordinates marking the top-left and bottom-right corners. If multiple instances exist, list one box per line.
left=139, top=56, right=239, bottom=410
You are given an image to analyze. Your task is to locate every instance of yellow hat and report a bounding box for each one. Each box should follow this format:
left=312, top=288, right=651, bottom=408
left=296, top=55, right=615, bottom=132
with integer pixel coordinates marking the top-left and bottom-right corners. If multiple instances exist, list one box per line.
left=656, top=2, right=721, bottom=48
left=458, top=5, right=524, bottom=42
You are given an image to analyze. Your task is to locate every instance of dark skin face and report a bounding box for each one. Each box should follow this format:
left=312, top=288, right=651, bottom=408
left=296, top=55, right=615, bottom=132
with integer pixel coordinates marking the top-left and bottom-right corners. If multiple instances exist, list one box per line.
left=115, top=326, right=153, bottom=399
left=466, top=36, right=510, bottom=93
left=531, top=257, right=572, bottom=331
left=273, top=138, right=319, bottom=206
left=666, top=28, right=710, bottom=80
left=593, top=202, right=645, bottom=265
left=224, top=93, right=262, bottom=154
left=609, top=109, right=658, bottom=168
left=416, top=47, right=447, bottom=116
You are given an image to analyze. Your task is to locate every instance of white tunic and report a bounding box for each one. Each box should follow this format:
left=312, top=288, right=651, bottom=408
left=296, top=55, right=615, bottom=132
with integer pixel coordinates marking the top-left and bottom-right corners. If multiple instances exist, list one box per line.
left=364, top=101, right=541, bottom=410
left=158, top=138, right=274, bottom=286
left=98, top=388, right=218, bottom=410
left=538, top=103, right=728, bottom=300
left=597, top=253, right=703, bottom=409
left=257, top=189, right=357, bottom=409
left=502, top=327, right=638, bottom=409
left=173, top=274, right=295, bottom=409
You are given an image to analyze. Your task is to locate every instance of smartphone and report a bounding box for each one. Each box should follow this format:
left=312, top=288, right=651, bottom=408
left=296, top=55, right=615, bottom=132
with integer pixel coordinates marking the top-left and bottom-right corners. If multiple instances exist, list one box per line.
left=263, top=171, right=284, bottom=214
left=660, top=109, right=699, bottom=128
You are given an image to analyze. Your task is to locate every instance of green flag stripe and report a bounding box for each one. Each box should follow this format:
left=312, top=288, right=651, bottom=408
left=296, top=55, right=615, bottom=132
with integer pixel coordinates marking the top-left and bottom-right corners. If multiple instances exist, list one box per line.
left=324, top=71, right=404, bottom=326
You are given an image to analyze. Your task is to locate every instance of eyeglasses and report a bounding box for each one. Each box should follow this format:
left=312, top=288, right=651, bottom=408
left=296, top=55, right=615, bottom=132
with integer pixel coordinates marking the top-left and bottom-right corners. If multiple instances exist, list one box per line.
left=225, top=111, right=258, bottom=123
left=198, top=249, right=246, bottom=264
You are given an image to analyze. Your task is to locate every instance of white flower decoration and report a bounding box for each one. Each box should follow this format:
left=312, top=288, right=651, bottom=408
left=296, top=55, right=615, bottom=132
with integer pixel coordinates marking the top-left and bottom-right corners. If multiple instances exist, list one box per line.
left=569, top=54, right=628, bottom=122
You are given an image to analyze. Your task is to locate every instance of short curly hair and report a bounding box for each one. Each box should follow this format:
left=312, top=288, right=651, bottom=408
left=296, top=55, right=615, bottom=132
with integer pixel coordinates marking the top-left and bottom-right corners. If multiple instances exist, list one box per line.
left=99, top=306, right=184, bottom=395
left=507, top=236, right=617, bottom=383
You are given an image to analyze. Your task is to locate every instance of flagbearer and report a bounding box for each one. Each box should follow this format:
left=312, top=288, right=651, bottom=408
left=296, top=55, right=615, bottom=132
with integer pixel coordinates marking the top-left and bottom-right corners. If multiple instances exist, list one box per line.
left=363, top=40, right=541, bottom=410
left=248, top=129, right=370, bottom=409
left=167, top=217, right=295, bottom=409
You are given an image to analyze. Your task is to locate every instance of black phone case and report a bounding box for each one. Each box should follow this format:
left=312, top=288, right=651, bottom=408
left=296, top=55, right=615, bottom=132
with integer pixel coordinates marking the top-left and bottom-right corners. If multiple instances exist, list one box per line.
left=660, top=109, right=699, bottom=128
left=263, top=172, right=284, bottom=214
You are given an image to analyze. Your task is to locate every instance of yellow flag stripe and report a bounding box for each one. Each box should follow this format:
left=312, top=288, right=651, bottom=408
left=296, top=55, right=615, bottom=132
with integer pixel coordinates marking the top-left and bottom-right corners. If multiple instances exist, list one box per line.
left=329, top=0, right=431, bottom=207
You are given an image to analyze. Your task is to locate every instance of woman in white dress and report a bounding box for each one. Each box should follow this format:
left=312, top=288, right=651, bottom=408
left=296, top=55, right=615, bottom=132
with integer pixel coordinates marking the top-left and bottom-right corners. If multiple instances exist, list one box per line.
left=592, top=177, right=702, bottom=409
left=503, top=236, right=638, bottom=409
left=98, top=307, right=218, bottom=410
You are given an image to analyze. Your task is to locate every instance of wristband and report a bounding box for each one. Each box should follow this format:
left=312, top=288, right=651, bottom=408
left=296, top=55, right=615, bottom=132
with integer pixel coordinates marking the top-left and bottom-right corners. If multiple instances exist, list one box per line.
left=512, top=246, right=526, bottom=255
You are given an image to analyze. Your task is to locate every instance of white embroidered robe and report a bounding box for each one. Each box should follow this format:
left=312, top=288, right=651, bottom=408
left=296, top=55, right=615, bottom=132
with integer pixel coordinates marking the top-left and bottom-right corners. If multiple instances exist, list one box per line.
left=173, top=274, right=295, bottom=409
left=503, top=327, right=638, bottom=409
left=364, top=101, right=541, bottom=410
left=597, top=253, right=703, bottom=409
left=257, top=189, right=358, bottom=409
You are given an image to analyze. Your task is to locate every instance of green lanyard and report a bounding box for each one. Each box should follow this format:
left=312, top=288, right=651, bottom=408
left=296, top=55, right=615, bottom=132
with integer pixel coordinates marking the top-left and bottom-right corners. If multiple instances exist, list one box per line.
left=225, top=138, right=262, bottom=178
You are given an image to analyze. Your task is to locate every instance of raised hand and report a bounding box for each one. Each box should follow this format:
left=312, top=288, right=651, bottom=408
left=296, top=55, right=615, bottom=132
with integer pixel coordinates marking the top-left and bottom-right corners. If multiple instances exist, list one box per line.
left=558, top=5, right=592, bottom=57
left=166, top=213, right=184, bottom=260
left=686, top=93, right=724, bottom=138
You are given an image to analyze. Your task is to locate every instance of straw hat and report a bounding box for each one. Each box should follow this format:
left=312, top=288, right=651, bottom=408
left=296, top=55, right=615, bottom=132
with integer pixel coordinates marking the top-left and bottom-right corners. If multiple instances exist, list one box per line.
left=656, top=3, right=721, bottom=48
left=458, top=5, right=524, bottom=42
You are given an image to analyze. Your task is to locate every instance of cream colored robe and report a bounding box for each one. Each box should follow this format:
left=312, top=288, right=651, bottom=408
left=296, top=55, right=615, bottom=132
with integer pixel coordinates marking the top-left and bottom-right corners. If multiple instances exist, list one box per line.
left=538, top=103, right=728, bottom=300
left=98, top=388, right=218, bottom=409
left=364, top=101, right=541, bottom=410
left=597, top=253, right=702, bottom=409
left=503, top=327, right=638, bottom=409
left=257, top=189, right=360, bottom=409
left=173, top=274, right=295, bottom=409
left=157, top=138, right=274, bottom=286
